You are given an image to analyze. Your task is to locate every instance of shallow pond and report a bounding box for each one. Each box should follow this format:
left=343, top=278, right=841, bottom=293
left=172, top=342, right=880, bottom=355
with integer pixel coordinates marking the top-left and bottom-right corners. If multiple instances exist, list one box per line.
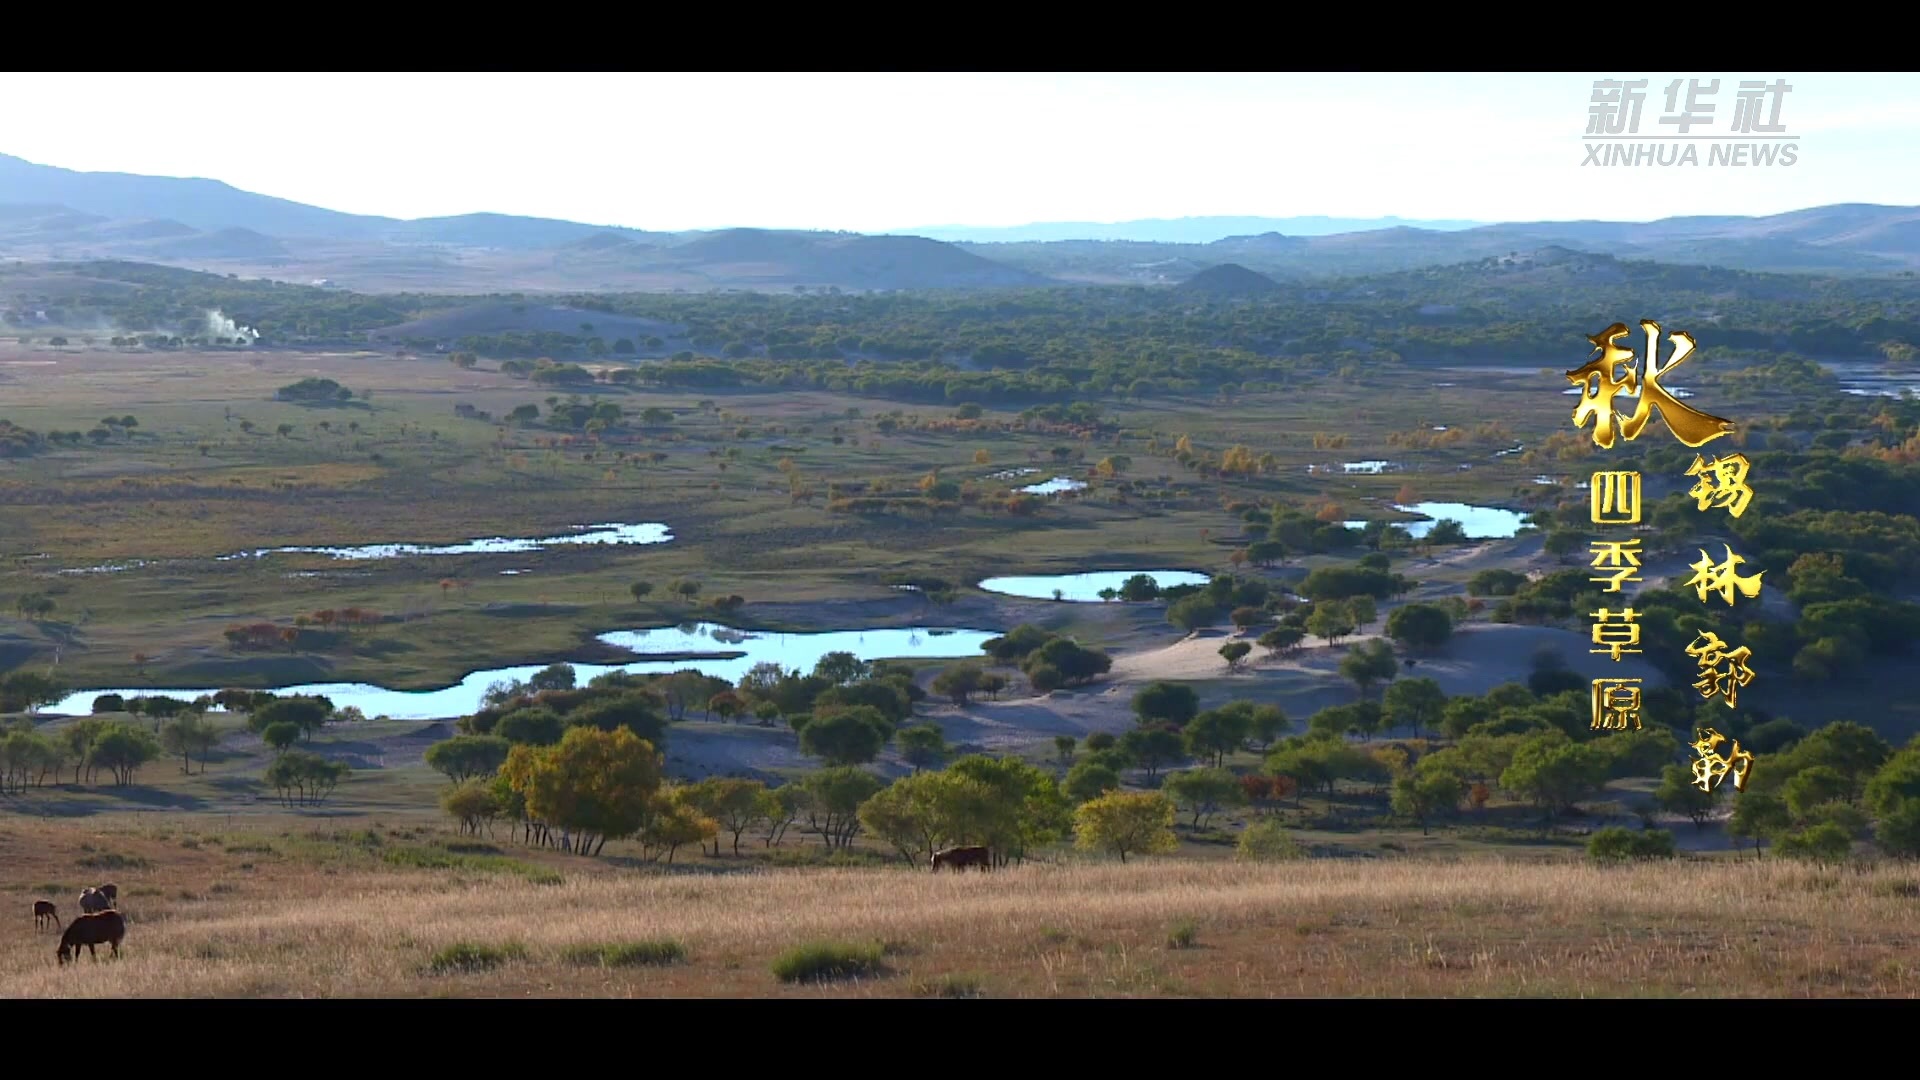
left=1345, top=501, right=1530, bottom=540
left=1821, top=361, right=1920, bottom=398
left=46, top=622, right=997, bottom=721
left=1019, top=477, right=1088, bottom=495
left=976, top=569, right=1210, bottom=602
left=1308, top=460, right=1399, bottom=474
left=216, top=522, right=673, bottom=562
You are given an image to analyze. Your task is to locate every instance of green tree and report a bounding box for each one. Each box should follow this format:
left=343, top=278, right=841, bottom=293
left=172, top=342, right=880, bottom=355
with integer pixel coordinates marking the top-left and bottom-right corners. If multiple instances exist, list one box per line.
left=1053, top=734, right=1077, bottom=768
left=931, top=663, right=985, bottom=705
left=1784, top=765, right=1851, bottom=820
left=1339, top=638, right=1399, bottom=701
left=1654, top=763, right=1720, bottom=828
left=1728, top=791, right=1792, bottom=855
left=898, top=723, right=948, bottom=772
left=1132, top=682, right=1199, bottom=728
left=1119, top=726, right=1186, bottom=782
left=858, top=769, right=997, bottom=865
left=497, top=707, right=565, bottom=746
left=1184, top=706, right=1251, bottom=767
left=683, top=777, right=777, bottom=856
left=1499, top=734, right=1610, bottom=824
left=1064, top=761, right=1122, bottom=803
left=425, top=735, right=512, bottom=783
left=794, top=767, right=885, bottom=850
left=1391, top=769, right=1466, bottom=835
left=261, top=721, right=301, bottom=754
left=1074, top=791, right=1179, bottom=863
left=799, top=707, right=892, bottom=765
left=1382, top=677, right=1445, bottom=738
left=159, top=714, right=220, bottom=774
left=1872, top=798, right=1920, bottom=857
left=629, top=582, right=654, bottom=603
left=812, top=651, right=869, bottom=685
left=1258, top=625, right=1306, bottom=656
left=943, top=754, right=1070, bottom=864
left=1774, top=821, right=1853, bottom=863
left=1385, top=603, right=1454, bottom=651
left=265, top=750, right=350, bottom=807
left=1863, top=743, right=1920, bottom=819
left=249, top=697, right=331, bottom=740
left=441, top=779, right=500, bottom=836
left=1306, top=600, right=1356, bottom=646
left=88, top=724, right=160, bottom=786
left=1162, top=767, right=1247, bottom=827
left=1219, top=641, right=1252, bottom=672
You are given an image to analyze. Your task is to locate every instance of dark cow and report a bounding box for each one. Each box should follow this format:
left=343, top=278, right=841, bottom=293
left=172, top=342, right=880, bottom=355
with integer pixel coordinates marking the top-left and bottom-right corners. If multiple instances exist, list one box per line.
left=34, top=900, right=59, bottom=931
left=57, top=910, right=126, bottom=964
left=931, top=845, right=992, bottom=872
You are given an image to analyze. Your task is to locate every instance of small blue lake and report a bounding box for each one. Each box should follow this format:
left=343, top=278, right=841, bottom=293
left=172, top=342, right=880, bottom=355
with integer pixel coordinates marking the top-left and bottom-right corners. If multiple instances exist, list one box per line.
left=216, top=522, right=674, bottom=562
left=45, top=623, right=997, bottom=721
left=1345, top=501, right=1530, bottom=540
left=977, top=570, right=1211, bottom=602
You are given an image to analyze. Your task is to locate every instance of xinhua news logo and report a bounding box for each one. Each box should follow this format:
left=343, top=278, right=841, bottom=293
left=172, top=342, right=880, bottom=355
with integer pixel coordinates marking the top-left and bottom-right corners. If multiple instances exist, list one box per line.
left=1584, top=78, right=1798, bottom=167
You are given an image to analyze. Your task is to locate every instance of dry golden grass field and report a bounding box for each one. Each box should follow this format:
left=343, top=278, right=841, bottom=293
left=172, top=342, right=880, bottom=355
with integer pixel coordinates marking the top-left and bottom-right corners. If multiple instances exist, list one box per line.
left=4, top=816, right=1919, bottom=998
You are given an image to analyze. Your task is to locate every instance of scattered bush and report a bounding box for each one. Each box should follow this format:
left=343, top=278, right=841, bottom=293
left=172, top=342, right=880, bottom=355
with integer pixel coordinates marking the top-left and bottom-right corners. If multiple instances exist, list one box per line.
left=561, top=940, right=686, bottom=967
left=770, top=941, right=888, bottom=983
left=1235, top=819, right=1306, bottom=862
left=1586, top=826, right=1677, bottom=862
left=427, top=941, right=527, bottom=974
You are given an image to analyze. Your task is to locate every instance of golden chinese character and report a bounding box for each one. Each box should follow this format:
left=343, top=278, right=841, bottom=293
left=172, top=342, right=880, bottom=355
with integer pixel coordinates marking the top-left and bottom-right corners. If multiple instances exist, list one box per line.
left=1567, top=321, right=1737, bottom=449
left=1685, top=630, right=1757, bottom=709
left=1590, top=470, right=1642, bottom=525
left=1591, top=678, right=1642, bottom=731
left=1590, top=606, right=1642, bottom=660
left=1690, top=727, right=1755, bottom=793
left=1588, top=539, right=1644, bottom=592
left=1685, top=453, right=1755, bottom=519
left=1683, top=545, right=1766, bottom=606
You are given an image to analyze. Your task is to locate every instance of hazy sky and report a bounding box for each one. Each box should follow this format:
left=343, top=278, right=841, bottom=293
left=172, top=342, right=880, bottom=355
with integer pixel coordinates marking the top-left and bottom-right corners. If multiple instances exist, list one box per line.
left=3, top=72, right=1915, bottom=231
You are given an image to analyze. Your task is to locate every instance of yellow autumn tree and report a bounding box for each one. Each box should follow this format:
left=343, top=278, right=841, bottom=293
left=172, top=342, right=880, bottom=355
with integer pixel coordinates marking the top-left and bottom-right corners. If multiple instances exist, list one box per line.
left=973, top=449, right=991, bottom=466
left=1074, top=791, right=1178, bottom=864
left=1220, top=445, right=1258, bottom=475
left=503, top=726, right=664, bottom=857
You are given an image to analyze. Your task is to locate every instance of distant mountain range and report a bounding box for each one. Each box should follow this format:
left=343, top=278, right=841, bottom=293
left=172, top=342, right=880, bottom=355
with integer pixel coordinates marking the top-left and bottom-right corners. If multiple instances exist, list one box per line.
left=2, top=153, right=1918, bottom=293
left=902, top=216, right=1487, bottom=244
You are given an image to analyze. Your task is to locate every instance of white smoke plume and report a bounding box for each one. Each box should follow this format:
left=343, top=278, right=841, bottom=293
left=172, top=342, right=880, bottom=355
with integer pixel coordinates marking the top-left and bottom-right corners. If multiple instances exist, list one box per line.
left=206, top=309, right=260, bottom=345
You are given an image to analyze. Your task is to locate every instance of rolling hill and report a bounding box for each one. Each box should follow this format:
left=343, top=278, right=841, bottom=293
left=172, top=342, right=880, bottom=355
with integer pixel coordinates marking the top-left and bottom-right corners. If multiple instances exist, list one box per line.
left=2, top=151, right=1919, bottom=293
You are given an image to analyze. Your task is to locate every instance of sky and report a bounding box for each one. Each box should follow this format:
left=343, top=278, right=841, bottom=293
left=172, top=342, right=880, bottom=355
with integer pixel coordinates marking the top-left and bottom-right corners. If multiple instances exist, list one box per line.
left=1, top=72, right=1915, bottom=232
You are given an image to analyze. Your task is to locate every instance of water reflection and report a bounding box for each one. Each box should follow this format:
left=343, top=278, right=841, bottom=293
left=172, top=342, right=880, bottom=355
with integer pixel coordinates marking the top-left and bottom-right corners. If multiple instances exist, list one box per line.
left=977, top=570, right=1210, bottom=602
left=47, top=622, right=998, bottom=721
left=216, top=522, right=674, bottom=562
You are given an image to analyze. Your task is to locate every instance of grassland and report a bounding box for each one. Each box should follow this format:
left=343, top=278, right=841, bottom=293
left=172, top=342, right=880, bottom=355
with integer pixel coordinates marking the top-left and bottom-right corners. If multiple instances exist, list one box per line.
left=0, top=343, right=1579, bottom=690
left=9, top=338, right=1920, bottom=1000
left=5, top=814, right=1918, bottom=998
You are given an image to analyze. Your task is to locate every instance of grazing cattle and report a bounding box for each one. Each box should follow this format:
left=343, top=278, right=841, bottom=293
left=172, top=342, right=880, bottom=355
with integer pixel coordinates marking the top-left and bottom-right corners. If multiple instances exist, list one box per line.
left=78, top=887, right=109, bottom=915
left=96, top=883, right=118, bottom=908
left=34, top=900, right=58, bottom=931
left=931, top=845, right=992, bottom=872
left=57, top=910, right=126, bottom=964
